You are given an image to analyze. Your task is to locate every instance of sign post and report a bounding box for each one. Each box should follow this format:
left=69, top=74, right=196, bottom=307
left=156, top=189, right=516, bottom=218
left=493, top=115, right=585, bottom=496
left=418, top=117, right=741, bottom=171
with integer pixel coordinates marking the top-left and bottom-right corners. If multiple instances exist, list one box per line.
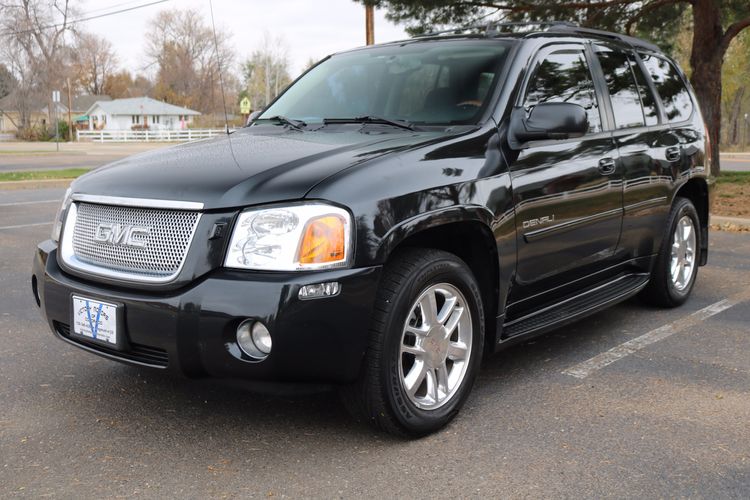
left=240, top=97, right=251, bottom=124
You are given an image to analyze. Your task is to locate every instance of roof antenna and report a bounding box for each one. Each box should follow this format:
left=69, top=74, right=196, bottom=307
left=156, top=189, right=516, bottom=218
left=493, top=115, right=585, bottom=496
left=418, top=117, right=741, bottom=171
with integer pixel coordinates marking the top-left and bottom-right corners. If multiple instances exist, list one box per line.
left=208, top=0, right=230, bottom=135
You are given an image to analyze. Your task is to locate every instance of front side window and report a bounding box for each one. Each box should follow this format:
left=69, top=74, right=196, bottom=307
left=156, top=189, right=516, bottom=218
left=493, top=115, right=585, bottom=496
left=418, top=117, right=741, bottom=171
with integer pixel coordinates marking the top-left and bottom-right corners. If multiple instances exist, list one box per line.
left=594, top=46, right=645, bottom=129
left=639, top=53, right=693, bottom=123
left=260, top=40, right=512, bottom=126
left=523, top=49, right=602, bottom=133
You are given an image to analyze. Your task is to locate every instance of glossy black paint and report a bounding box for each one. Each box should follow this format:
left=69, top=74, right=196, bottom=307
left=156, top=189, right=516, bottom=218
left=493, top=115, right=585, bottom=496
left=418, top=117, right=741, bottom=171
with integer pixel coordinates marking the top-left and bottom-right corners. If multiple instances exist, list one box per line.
left=34, top=241, right=381, bottom=381
left=33, top=31, right=712, bottom=382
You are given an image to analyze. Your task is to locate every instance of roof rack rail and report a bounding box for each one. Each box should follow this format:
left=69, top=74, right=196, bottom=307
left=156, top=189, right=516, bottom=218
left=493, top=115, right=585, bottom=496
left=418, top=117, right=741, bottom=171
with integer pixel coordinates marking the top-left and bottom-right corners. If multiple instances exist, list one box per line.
left=413, top=20, right=578, bottom=39
left=410, top=20, right=662, bottom=53
left=541, top=24, right=662, bottom=52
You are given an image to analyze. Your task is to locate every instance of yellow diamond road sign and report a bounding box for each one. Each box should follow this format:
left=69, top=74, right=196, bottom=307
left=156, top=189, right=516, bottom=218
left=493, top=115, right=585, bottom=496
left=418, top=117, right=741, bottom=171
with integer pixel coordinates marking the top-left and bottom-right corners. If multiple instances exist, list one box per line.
left=240, top=97, right=251, bottom=114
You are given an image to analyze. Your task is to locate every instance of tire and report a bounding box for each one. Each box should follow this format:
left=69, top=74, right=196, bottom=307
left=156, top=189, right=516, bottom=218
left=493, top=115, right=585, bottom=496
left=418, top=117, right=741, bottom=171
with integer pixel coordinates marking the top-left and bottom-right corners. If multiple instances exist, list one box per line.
left=340, top=248, right=485, bottom=437
left=640, top=197, right=701, bottom=307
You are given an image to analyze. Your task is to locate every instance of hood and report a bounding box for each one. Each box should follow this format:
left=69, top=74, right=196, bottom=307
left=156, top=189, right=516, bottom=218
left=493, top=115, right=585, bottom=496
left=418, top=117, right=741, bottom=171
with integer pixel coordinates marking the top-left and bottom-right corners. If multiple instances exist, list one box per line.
left=72, top=126, right=452, bottom=210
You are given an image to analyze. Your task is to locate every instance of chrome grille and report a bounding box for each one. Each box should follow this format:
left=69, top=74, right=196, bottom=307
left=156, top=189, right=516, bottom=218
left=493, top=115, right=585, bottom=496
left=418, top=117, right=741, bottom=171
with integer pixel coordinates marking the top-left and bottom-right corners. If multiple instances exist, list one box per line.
left=63, top=202, right=200, bottom=282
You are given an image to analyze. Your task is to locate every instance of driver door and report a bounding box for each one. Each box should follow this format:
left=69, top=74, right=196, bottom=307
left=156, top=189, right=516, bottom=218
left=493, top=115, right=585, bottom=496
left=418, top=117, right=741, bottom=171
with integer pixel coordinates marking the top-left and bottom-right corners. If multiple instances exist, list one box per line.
left=506, top=43, right=623, bottom=316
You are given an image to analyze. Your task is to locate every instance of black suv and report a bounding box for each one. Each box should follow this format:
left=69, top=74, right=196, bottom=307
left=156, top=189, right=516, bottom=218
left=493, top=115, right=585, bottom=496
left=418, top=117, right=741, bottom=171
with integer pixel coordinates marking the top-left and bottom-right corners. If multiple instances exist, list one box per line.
left=32, top=23, right=712, bottom=436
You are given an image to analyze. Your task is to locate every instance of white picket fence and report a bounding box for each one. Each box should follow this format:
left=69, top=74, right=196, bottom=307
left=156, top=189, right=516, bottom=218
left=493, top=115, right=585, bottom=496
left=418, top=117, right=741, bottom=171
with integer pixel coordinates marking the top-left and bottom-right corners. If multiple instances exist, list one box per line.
left=76, top=129, right=232, bottom=143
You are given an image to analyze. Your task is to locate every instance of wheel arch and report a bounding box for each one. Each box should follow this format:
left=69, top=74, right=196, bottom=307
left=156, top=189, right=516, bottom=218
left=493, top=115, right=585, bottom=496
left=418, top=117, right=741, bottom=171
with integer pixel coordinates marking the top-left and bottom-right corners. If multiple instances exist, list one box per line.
left=376, top=208, right=501, bottom=351
left=674, top=177, right=709, bottom=266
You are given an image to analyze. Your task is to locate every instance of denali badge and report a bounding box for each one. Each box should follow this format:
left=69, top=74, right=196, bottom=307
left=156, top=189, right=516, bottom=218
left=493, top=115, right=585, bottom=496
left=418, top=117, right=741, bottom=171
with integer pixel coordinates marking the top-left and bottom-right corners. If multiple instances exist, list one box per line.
left=94, top=223, right=151, bottom=248
left=523, top=215, right=555, bottom=229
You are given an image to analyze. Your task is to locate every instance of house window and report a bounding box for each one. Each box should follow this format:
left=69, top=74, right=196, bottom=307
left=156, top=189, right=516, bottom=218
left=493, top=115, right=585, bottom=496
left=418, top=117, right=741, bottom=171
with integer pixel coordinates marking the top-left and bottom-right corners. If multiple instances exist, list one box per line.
left=131, top=115, right=140, bottom=124
left=152, top=115, right=159, bottom=124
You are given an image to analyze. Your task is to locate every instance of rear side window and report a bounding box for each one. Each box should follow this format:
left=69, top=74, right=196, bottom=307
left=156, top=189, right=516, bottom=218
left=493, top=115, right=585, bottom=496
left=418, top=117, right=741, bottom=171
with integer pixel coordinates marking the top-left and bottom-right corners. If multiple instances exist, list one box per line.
left=524, top=49, right=602, bottom=133
left=594, top=47, right=645, bottom=129
left=639, top=54, right=693, bottom=123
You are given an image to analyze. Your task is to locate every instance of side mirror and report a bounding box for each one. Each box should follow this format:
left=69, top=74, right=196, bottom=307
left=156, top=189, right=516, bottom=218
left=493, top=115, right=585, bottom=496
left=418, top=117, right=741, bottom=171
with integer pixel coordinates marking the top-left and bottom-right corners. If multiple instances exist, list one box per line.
left=508, top=102, right=589, bottom=149
left=246, top=110, right=262, bottom=126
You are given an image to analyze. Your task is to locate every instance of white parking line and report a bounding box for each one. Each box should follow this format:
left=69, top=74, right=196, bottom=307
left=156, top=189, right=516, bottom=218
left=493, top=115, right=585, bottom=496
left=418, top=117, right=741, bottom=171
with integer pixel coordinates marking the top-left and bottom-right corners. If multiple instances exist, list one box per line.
left=562, top=298, right=740, bottom=379
left=0, top=199, right=59, bottom=207
left=0, top=221, right=52, bottom=230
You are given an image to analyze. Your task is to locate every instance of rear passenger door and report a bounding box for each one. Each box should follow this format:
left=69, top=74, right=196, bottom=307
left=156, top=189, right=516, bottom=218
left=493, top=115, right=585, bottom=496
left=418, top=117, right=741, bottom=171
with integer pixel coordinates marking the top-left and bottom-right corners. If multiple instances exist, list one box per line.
left=507, top=43, right=622, bottom=314
left=591, top=42, right=674, bottom=266
left=594, top=44, right=695, bottom=265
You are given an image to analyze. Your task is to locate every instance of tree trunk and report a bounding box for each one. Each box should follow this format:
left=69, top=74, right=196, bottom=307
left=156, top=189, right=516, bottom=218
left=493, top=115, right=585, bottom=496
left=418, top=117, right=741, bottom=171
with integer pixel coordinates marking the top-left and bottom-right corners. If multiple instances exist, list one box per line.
left=727, top=88, right=745, bottom=145
left=689, top=0, right=725, bottom=176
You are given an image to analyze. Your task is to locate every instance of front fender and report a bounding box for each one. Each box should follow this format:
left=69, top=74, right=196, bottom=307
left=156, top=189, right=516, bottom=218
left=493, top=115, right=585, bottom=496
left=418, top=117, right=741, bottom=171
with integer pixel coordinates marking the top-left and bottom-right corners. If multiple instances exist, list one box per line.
left=375, top=204, right=495, bottom=262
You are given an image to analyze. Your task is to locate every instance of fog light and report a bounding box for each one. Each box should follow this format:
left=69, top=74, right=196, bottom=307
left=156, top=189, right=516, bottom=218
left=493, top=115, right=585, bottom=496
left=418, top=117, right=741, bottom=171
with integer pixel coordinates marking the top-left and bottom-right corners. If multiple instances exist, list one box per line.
left=298, top=281, right=340, bottom=300
left=251, top=322, right=272, bottom=354
left=236, top=320, right=272, bottom=360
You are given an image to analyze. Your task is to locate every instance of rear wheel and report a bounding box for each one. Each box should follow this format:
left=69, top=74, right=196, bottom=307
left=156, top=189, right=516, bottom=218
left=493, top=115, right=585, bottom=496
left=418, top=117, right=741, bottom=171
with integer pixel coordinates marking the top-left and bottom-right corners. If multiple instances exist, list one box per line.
left=640, top=197, right=701, bottom=307
left=340, top=248, right=484, bottom=437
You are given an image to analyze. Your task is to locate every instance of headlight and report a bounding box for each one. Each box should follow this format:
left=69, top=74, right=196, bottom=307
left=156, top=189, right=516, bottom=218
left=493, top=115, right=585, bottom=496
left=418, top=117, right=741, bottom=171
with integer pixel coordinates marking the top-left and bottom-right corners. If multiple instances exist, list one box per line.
left=51, top=188, right=73, bottom=242
left=224, top=203, right=352, bottom=271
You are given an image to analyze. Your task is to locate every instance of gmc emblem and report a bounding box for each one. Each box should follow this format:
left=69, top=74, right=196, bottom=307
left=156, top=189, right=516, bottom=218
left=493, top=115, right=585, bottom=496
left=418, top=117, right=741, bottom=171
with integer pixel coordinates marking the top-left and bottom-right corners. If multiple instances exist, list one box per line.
left=94, top=223, right=151, bottom=248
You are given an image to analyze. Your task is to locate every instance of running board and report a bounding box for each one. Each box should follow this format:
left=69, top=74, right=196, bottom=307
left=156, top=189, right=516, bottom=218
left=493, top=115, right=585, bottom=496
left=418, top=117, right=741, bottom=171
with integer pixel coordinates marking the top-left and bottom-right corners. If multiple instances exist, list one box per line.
left=501, top=273, right=650, bottom=341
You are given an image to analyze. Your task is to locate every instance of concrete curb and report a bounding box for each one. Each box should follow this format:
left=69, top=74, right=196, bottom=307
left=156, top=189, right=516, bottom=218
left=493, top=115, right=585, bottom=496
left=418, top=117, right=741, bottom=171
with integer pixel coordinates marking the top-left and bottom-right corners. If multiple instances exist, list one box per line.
left=711, top=215, right=750, bottom=230
left=0, top=179, right=73, bottom=191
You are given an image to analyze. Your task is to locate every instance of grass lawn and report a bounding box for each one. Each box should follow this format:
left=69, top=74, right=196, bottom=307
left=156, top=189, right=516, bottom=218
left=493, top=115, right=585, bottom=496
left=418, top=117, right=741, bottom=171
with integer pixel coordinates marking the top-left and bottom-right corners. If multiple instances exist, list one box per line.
left=0, top=168, right=90, bottom=182
left=714, top=171, right=750, bottom=218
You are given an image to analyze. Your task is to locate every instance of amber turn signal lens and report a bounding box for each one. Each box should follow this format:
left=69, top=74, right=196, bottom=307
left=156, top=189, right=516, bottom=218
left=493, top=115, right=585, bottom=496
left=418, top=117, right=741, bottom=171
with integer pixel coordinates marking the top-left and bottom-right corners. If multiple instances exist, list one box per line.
left=298, top=215, right=346, bottom=265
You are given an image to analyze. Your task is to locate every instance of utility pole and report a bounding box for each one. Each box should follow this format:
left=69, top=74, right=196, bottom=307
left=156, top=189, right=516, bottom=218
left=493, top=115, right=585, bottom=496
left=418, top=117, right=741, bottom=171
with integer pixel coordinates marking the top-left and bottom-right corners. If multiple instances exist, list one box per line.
left=66, top=78, right=73, bottom=142
left=365, top=4, right=374, bottom=45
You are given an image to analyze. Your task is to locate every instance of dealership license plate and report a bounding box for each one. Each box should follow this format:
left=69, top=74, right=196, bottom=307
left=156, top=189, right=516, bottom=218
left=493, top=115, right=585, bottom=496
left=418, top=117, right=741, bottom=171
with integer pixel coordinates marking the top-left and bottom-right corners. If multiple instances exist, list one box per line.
left=72, top=296, right=118, bottom=345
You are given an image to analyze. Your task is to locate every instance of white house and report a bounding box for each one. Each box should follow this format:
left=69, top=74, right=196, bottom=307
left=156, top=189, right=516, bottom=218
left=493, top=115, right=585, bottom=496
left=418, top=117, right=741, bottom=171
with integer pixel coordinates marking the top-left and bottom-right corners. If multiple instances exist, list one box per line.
left=84, top=97, right=200, bottom=131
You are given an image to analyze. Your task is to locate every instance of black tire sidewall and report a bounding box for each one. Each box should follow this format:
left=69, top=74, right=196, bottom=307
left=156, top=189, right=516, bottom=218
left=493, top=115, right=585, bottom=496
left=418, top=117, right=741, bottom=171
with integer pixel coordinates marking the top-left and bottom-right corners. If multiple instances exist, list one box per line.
left=663, top=199, right=701, bottom=303
left=380, top=255, right=484, bottom=435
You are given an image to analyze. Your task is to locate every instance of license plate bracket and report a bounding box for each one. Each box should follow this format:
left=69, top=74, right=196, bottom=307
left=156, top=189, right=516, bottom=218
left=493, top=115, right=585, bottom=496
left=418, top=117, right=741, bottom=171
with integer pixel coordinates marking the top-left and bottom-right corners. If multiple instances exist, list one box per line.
left=70, top=295, right=126, bottom=350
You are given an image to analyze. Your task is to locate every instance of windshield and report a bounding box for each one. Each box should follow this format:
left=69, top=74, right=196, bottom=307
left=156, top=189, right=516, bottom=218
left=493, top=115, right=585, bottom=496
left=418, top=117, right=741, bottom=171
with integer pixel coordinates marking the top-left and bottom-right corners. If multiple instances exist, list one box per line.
left=259, top=40, right=512, bottom=126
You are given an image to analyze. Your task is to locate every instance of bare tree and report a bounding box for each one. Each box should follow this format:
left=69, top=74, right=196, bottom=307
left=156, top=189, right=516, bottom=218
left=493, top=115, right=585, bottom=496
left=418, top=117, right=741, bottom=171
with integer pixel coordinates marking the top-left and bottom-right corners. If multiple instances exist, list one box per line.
left=71, top=32, right=118, bottom=95
left=145, top=8, right=235, bottom=114
left=0, top=0, right=75, bottom=131
left=241, top=32, right=292, bottom=111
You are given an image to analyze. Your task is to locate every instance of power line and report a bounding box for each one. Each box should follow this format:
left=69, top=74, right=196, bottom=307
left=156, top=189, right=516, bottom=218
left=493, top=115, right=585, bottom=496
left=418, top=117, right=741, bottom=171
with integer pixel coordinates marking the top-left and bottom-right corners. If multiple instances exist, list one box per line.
left=0, top=0, right=171, bottom=37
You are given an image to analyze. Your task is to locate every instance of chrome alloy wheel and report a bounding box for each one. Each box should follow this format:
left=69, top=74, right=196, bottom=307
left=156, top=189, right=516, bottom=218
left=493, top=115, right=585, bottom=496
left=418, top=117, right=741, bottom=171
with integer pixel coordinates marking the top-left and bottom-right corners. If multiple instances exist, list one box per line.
left=670, top=215, right=697, bottom=291
left=399, top=283, right=473, bottom=411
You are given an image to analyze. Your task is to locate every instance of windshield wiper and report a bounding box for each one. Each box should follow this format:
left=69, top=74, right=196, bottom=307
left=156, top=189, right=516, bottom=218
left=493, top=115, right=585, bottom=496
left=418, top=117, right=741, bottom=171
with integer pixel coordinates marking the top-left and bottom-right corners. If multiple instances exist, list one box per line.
left=265, top=115, right=307, bottom=131
left=323, top=115, right=414, bottom=131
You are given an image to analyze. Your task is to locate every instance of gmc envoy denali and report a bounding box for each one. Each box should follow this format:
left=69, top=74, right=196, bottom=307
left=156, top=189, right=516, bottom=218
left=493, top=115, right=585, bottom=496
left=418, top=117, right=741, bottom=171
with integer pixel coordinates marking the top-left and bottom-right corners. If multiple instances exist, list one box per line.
left=33, top=23, right=712, bottom=436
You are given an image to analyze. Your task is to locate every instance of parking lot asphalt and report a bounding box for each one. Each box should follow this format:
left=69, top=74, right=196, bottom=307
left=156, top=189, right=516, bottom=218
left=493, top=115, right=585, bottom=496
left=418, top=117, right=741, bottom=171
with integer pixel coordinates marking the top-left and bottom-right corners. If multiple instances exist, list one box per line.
left=1, top=187, right=749, bottom=498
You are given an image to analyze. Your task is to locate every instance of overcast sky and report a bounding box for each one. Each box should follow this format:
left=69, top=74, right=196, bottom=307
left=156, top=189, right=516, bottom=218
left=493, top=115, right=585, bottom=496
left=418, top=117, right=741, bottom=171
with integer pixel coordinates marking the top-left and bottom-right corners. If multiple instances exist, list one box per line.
left=82, top=0, right=409, bottom=79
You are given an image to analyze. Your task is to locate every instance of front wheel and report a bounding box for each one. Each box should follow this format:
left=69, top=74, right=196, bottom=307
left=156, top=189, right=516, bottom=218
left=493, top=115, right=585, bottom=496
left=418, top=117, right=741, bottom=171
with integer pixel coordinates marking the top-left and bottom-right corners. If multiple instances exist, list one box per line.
left=640, top=197, right=701, bottom=307
left=340, top=248, right=484, bottom=437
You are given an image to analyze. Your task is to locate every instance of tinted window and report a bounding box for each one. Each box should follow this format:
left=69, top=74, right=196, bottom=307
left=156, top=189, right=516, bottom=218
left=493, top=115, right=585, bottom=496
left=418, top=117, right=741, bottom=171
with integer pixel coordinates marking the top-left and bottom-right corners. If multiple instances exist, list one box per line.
left=639, top=54, right=693, bottom=123
left=595, top=47, right=645, bottom=129
left=260, top=41, right=511, bottom=125
left=524, top=49, right=602, bottom=133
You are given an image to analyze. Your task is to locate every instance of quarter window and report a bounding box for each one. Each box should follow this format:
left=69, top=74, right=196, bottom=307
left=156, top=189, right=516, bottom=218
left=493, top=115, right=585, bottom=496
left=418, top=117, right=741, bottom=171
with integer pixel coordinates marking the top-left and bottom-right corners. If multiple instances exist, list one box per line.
left=639, top=53, right=693, bottom=123
left=524, top=49, right=602, bottom=133
left=594, top=47, right=645, bottom=129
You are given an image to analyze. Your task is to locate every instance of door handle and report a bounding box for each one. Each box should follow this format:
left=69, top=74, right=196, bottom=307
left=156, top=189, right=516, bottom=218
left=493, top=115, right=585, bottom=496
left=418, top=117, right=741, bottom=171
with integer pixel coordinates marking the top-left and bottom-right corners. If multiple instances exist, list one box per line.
left=598, top=157, right=616, bottom=175
left=665, top=146, right=681, bottom=162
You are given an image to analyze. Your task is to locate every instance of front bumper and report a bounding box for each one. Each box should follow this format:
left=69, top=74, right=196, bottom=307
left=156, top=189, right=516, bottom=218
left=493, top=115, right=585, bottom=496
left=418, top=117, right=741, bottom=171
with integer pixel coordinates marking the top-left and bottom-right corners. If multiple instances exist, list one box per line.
left=32, top=240, right=381, bottom=383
